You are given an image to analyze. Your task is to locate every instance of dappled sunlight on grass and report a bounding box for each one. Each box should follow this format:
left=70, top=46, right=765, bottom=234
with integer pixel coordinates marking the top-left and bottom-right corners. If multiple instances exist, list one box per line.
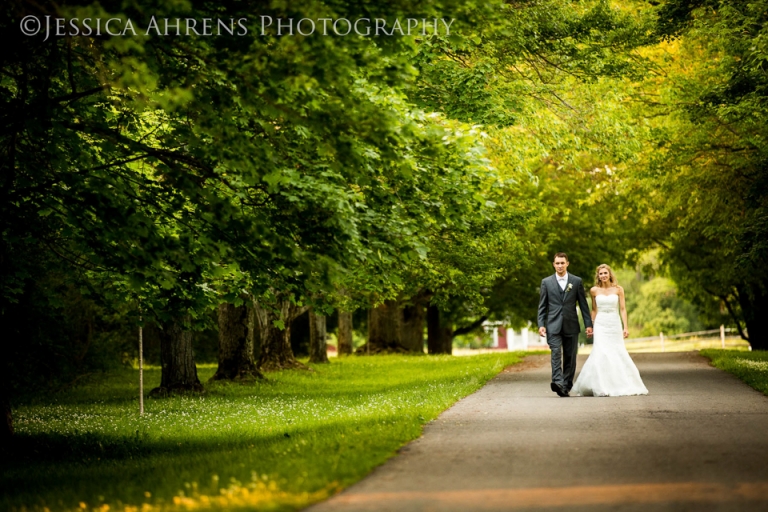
left=702, top=349, right=768, bottom=396
left=3, top=353, right=526, bottom=512
left=69, top=475, right=338, bottom=512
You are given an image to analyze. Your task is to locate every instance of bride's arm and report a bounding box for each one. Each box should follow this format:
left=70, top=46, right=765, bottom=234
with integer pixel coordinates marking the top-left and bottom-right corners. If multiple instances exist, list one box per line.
left=619, top=286, right=629, bottom=338
left=590, top=288, right=597, bottom=323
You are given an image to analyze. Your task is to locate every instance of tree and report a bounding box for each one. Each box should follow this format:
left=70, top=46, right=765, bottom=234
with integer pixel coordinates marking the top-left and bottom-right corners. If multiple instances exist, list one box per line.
left=427, top=304, right=454, bottom=354
left=308, top=309, right=329, bottom=364
left=210, top=301, right=263, bottom=382
left=624, top=0, right=768, bottom=349
left=151, top=316, right=203, bottom=396
left=254, top=299, right=309, bottom=371
left=337, top=311, right=354, bottom=355
left=630, top=278, right=704, bottom=336
left=402, top=292, right=430, bottom=353
left=404, top=0, right=653, bottom=342
left=361, top=301, right=408, bottom=354
left=2, top=0, right=515, bottom=394
left=356, top=294, right=428, bottom=354
left=1, top=393, right=11, bottom=444
left=0, top=0, right=660, bottom=440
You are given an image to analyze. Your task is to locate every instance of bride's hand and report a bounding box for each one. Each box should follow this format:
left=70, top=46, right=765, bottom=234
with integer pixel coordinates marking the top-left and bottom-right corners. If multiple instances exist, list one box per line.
left=623, top=329, right=629, bottom=339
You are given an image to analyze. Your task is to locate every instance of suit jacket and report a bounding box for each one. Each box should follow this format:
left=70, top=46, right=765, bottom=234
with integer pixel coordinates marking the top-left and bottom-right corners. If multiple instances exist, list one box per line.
left=537, top=273, right=593, bottom=335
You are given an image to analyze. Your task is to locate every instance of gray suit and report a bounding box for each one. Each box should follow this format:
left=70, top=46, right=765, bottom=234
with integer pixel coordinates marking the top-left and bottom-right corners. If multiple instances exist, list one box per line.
left=537, top=273, right=593, bottom=391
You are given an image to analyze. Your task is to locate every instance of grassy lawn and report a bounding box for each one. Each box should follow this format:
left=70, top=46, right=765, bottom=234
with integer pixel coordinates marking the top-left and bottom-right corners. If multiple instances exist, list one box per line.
left=2, top=352, right=526, bottom=512
left=578, top=337, right=751, bottom=355
left=701, top=349, right=768, bottom=396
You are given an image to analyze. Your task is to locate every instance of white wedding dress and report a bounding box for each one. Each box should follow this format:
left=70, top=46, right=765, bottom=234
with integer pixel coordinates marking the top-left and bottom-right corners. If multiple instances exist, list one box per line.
left=572, top=294, right=648, bottom=397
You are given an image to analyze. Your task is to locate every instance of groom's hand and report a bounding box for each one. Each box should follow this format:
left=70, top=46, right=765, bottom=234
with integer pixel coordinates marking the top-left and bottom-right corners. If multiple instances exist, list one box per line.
left=586, top=327, right=593, bottom=338
left=538, top=326, right=546, bottom=337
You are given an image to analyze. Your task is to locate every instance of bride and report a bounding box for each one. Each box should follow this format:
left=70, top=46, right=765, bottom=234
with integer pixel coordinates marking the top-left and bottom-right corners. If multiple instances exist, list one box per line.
left=571, top=264, right=648, bottom=397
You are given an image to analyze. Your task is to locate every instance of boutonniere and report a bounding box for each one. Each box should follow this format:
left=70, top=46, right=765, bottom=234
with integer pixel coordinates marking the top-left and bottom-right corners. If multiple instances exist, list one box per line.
left=566, top=283, right=573, bottom=292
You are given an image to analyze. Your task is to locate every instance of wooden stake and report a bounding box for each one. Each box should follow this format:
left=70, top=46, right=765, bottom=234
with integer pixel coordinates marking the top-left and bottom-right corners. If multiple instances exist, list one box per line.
left=139, top=320, right=144, bottom=416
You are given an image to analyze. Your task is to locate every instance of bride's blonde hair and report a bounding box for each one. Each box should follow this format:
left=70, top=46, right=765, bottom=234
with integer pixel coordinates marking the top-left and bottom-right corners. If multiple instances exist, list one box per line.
left=594, top=264, right=618, bottom=288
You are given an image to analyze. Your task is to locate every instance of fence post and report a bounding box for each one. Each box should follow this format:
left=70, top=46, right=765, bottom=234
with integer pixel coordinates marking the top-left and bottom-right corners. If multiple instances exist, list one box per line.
left=139, top=320, right=144, bottom=416
left=720, top=325, right=725, bottom=349
left=660, top=331, right=665, bottom=353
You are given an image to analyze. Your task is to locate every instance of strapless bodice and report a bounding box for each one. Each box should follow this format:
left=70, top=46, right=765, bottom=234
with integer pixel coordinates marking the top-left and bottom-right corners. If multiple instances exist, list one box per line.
left=595, top=293, right=619, bottom=314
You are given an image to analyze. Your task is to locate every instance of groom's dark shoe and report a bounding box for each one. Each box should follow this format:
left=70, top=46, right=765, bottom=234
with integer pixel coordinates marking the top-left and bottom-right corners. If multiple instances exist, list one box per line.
left=550, top=382, right=568, bottom=397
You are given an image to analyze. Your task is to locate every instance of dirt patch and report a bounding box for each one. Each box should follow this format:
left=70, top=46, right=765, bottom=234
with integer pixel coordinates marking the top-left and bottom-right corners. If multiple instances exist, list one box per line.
left=502, top=353, right=549, bottom=373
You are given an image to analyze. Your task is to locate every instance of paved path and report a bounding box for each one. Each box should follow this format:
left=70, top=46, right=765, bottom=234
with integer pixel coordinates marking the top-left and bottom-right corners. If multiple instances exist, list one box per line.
left=307, top=352, right=768, bottom=511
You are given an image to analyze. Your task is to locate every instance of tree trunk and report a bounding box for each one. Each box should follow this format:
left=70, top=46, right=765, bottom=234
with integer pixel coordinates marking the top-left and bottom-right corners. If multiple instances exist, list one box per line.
left=402, top=302, right=426, bottom=353
left=738, top=282, right=768, bottom=350
left=250, top=304, right=262, bottom=363
left=337, top=310, right=353, bottom=355
left=289, top=310, right=311, bottom=357
left=308, top=309, right=329, bottom=363
left=427, top=304, right=453, bottom=355
left=1, top=391, right=11, bottom=447
left=210, top=302, right=263, bottom=382
left=151, top=317, right=203, bottom=396
left=255, top=300, right=309, bottom=371
left=1, top=358, right=12, bottom=445
left=358, top=300, right=408, bottom=353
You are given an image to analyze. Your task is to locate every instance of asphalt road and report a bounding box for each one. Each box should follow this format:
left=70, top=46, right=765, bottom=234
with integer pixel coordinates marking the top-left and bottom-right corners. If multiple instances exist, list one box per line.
left=306, top=352, right=768, bottom=511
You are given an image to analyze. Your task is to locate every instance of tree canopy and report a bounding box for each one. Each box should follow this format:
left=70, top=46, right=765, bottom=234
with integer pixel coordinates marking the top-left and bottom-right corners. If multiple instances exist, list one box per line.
left=3, top=0, right=768, bottom=442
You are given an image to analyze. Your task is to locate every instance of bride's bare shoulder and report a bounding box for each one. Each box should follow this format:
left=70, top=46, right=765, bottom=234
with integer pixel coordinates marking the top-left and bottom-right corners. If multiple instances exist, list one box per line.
left=617, top=285, right=625, bottom=295
left=590, top=286, right=598, bottom=295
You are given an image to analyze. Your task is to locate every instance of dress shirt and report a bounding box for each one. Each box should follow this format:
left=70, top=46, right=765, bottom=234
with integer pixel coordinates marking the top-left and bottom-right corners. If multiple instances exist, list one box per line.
left=556, top=272, right=569, bottom=291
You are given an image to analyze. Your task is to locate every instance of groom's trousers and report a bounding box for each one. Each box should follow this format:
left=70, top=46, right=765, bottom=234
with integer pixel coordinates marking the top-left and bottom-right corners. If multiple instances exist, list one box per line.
left=547, top=332, right=579, bottom=391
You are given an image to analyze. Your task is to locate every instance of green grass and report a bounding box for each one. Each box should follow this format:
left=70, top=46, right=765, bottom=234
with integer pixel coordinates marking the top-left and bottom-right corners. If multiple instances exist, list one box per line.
left=701, top=349, right=768, bottom=396
left=2, top=352, right=527, bottom=512
left=579, top=336, right=751, bottom=354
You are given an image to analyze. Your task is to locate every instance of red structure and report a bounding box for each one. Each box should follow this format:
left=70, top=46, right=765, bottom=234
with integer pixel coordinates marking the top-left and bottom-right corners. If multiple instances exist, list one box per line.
left=497, top=326, right=508, bottom=349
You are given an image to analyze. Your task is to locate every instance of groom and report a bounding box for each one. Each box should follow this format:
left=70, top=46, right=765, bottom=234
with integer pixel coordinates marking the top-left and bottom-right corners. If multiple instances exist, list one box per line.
left=538, top=252, right=593, bottom=397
